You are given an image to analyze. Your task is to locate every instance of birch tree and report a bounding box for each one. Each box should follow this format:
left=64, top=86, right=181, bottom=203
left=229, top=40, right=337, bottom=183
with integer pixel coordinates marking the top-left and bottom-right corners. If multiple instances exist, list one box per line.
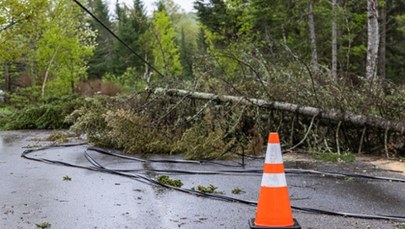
left=308, top=1, right=318, bottom=74
left=0, top=0, right=48, bottom=93
left=35, top=0, right=95, bottom=96
left=366, top=0, right=379, bottom=81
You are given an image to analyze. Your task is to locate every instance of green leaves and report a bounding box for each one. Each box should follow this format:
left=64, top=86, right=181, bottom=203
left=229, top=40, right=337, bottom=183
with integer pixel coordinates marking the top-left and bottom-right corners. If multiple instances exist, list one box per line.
left=195, top=184, right=222, bottom=194
left=1, top=0, right=95, bottom=99
left=151, top=8, right=183, bottom=79
left=63, top=175, right=72, bottom=181
left=156, top=175, right=183, bottom=187
left=35, top=0, right=95, bottom=97
left=35, top=222, right=51, bottom=228
left=0, top=0, right=49, bottom=61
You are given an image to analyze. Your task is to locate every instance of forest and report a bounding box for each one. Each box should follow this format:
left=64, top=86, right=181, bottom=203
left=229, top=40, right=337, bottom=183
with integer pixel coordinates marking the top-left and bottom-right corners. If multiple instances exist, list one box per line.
left=1, top=0, right=404, bottom=160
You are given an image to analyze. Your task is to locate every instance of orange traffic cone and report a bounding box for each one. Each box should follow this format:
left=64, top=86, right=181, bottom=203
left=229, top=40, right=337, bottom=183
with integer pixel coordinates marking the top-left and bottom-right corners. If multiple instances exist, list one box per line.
left=249, top=132, right=301, bottom=229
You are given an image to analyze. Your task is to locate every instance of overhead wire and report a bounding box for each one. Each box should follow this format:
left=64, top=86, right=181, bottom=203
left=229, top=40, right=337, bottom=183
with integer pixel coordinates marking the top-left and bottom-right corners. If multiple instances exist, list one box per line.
left=21, top=143, right=405, bottom=222
left=70, top=0, right=165, bottom=78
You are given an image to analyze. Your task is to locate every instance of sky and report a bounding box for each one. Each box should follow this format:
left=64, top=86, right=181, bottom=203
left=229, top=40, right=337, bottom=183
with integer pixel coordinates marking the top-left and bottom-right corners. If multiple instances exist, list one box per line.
left=107, top=0, right=195, bottom=14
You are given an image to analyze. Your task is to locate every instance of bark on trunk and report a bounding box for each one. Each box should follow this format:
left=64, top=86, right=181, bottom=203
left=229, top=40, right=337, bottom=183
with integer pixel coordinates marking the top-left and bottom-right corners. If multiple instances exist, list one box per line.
left=308, top=2, right=319, bottom=74
left=332, top=0, right=338, bottom=79
left=379, top=0, right=386, bottom=80
left=143, top=54, right=151, bottom=84
left=150, top=87, right=405, bottom=133
left=366, top=0, right=379, bottom=81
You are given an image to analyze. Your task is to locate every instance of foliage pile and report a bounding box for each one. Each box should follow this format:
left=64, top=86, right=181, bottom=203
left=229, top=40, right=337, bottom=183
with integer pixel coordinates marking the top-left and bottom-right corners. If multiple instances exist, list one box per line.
left=66, top=95, right=182, bottom=154
left=173, top=117, right=236, bottom=160
left=67, top=78, right=405, bottom=160
left=45, top=132, right=70, bottom=143
left=67, top=93, right=267, bottom=159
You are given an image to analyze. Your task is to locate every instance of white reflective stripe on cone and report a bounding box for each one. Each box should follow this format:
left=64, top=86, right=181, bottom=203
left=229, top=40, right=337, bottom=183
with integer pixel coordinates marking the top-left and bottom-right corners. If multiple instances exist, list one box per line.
left=265, top=144, right=283, bottom=164
left=261, top=173, right=287, bottom=188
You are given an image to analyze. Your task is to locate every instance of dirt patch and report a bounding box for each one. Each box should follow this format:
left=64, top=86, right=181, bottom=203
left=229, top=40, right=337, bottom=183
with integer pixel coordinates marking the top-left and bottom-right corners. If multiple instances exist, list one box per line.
left=284, top=152, right=405, bottom=174
left=358, top=156, right=405, bottom=174
left=283, top=151, right=314, bottom=162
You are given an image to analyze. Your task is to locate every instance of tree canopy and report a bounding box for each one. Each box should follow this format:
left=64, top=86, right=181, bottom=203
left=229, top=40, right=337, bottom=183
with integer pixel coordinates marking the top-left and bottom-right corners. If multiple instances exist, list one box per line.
left=1, top=0, right=405, bottom=97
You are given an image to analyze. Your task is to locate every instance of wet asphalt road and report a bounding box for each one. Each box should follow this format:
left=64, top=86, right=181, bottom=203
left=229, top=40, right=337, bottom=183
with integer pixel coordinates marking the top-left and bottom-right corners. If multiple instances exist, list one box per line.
left=1, top=131, right=405, bottom=229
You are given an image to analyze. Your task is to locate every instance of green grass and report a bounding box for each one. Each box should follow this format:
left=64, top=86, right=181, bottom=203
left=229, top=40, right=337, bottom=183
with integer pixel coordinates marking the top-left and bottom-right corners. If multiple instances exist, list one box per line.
left=310, top=151, right=355, bottom=163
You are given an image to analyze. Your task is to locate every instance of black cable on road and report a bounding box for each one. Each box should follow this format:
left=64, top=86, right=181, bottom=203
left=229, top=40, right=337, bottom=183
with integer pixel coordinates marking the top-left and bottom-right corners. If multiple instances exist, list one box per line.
left=85, top=147, right=405, bottom=183
left=21, top=143, right=405, bottom=223
left=70, top=0, right=165, bottom=78
left=87, top=146, right=244, bottom=167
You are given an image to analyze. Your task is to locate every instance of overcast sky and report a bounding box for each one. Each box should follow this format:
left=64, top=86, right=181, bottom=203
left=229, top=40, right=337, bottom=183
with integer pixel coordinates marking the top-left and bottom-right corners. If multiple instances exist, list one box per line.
left=107, top=0, right=195, bottom=14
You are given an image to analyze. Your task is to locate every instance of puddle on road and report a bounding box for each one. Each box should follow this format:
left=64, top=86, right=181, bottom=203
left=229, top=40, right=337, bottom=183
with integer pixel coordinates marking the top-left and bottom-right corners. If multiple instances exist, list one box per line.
left=310, top=175, right=405, bottom=215
left=0, top=133, right=24, bottom=149
left=0, top=131, right=51, bottom=150
left=340, top=179, right=404, bottom=207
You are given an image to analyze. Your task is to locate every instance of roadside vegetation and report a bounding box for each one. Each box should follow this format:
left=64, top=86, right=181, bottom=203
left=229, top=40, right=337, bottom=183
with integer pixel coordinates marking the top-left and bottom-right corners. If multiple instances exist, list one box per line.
left=0, top=95, right=83, bottom=130
left=1, top=0, right=404, bottom=161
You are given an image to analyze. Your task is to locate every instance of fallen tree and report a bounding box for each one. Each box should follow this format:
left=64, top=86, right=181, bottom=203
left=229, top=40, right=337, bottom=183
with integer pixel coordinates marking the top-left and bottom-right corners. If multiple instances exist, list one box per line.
left=150, top=87, right=405, bottom=134
left=67, top=88, right=404, bottom=158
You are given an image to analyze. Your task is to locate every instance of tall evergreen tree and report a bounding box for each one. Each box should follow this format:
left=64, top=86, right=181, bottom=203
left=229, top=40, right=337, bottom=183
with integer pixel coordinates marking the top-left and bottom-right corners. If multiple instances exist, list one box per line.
left=384, top=0, right=405, bottom=83
left=87, top=0, right=114, bottom=79
left=112, top=0, right=148, bottom=76
left=194, top=0, right=239, bottom=46
left=179, top=27, right=193, bottom=79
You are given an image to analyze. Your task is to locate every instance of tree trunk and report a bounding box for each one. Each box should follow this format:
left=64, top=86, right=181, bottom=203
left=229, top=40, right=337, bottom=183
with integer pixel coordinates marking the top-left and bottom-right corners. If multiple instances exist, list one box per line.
left=379, top=0, right=386, bottom=80
left=41, top=47, right=59, bottom=98
left=332, top=0, right=338, bottom=79
left=308, top=2, right=318, bottom=74
left=3, top=62, right=10, bottom=92
left=150, top=87, right=405, bottom=133
left=143, top=54, right=152, bottom=84
left=366, top=0, right=379, bottom=81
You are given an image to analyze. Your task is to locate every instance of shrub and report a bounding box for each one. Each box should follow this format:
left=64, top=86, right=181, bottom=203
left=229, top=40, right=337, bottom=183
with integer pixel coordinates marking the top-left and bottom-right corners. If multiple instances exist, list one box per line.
left=4, top=95, right=84, bottom=130
left=0, top=107, right=12, bottom=130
